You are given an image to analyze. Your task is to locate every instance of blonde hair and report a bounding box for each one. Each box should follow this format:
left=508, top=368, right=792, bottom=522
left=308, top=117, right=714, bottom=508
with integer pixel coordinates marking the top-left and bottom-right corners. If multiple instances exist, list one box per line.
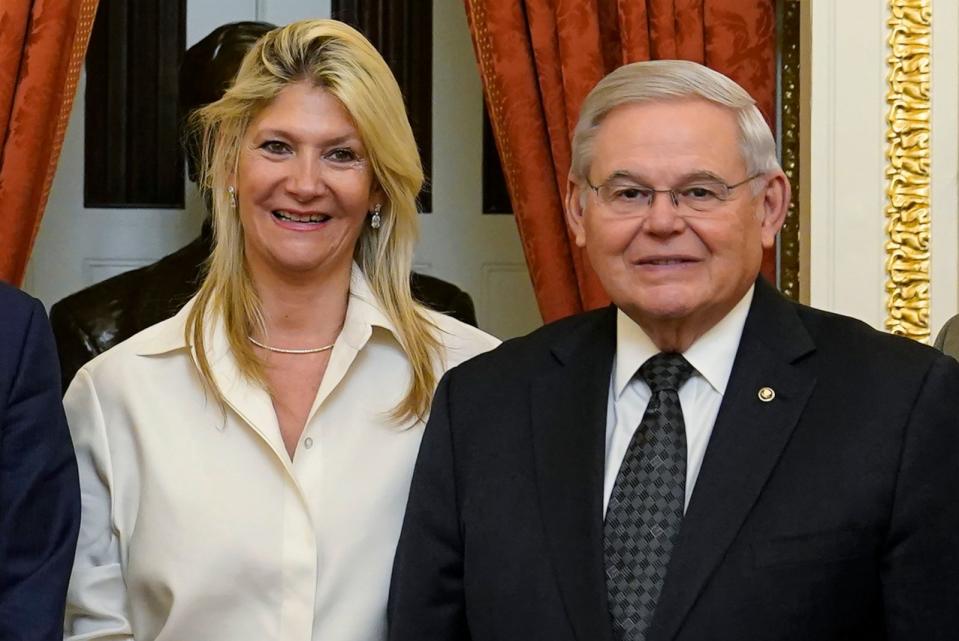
left=570, top=60, right=780, bottom=187
left=187, top=19, right=440, bottom=422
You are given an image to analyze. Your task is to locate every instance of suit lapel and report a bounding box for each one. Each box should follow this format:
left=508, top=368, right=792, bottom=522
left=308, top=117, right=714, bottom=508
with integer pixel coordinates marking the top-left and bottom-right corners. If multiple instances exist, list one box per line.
left=650, top=280, right=817, bottom=641
left=531, top=308, right=617, bottom=641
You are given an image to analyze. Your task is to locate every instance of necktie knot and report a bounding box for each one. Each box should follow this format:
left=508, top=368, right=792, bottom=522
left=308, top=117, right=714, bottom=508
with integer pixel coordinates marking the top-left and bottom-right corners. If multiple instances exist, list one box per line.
left=638, top=352, right=694, bottom=394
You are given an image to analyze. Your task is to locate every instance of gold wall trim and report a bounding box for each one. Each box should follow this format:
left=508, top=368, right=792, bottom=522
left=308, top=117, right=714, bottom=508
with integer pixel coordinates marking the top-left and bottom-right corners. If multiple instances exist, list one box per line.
left=778, top=0, right=801, bottom=301
left=885, top=0, right=931, bottom=342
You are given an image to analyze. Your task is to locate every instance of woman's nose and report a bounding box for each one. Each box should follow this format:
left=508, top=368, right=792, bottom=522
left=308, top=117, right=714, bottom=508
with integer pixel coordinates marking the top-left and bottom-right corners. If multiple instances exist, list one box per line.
left=285, top=155, right=326, bottom=199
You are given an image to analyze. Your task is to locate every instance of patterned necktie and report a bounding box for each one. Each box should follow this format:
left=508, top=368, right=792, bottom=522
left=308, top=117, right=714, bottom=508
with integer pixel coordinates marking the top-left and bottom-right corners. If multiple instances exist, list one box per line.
left=604, top=352, right=695, bottom=641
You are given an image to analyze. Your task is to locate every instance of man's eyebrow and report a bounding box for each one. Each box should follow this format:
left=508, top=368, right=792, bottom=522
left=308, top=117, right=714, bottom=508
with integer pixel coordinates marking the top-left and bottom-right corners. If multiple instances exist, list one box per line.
left=601, top=169, right=728, bottom=184
left=679, top=170, right=727, bottom=183
left=604, top=170, right=647, bottom=183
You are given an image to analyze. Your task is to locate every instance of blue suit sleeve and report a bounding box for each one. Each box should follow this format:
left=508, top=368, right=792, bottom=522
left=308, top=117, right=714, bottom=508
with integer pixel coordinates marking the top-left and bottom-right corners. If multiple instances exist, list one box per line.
left=0, top=297, right=81, bottom=640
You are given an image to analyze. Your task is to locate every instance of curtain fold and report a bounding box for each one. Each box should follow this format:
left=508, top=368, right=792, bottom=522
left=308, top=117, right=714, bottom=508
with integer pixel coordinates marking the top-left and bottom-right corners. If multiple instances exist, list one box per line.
left=0, top=0, right=98, bottom=286
left=465, top=0, right=776, bottom=323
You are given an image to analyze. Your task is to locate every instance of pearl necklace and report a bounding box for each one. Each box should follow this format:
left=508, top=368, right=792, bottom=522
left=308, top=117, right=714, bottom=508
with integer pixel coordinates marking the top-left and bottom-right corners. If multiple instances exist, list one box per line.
left=248, top=336, right=335, bottom=354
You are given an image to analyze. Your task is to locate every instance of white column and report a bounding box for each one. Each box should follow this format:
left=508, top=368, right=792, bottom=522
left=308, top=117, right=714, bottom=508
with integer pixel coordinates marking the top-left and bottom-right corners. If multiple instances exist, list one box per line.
left=804, top=0, right=887, bottom=327
left=803, top=0, right=958, bottom=339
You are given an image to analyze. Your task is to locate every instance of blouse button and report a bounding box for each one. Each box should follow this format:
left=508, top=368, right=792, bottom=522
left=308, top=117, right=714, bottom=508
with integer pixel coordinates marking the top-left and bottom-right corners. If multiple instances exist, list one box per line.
left=303, top=437, right=314, bottom=449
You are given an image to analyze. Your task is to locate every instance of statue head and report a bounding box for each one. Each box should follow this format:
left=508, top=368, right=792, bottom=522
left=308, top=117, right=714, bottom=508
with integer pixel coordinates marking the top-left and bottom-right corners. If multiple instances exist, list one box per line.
left=179, top=21, right=276, bottom=184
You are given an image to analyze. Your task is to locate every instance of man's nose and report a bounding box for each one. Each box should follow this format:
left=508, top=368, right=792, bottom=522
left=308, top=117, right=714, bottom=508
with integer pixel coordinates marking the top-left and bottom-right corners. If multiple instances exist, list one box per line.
left=642, top=190, right=684, bottom=235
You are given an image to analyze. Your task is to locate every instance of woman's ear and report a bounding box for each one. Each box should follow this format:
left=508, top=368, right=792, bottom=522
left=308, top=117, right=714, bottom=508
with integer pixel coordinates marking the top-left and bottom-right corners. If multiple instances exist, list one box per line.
left=369, top=179, right=384, bottom=203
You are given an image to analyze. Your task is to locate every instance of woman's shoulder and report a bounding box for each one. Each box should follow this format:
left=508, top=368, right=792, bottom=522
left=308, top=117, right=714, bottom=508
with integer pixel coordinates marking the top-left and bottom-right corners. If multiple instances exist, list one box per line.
left=74, top=303, right=193, bottom=389
left=423, top=309, right=501, bottom=370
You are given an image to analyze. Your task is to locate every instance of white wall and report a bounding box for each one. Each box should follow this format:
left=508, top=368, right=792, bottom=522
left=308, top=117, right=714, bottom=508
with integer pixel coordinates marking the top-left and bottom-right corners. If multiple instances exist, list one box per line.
left=804, top=0, right=958, bottom=338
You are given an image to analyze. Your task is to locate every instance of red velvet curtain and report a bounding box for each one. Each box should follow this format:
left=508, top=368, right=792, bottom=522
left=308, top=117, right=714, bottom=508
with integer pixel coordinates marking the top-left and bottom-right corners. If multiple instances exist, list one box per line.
left=464, top=0, right=777, bottom=323
left=0, top=0, right=98, bottom=286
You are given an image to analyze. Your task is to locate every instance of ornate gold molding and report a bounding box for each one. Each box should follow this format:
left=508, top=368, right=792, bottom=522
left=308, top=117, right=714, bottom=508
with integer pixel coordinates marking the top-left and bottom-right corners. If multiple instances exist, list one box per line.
left=885, top=0, right=931, bottom=342
left=778, top=0, right=801, bottom=301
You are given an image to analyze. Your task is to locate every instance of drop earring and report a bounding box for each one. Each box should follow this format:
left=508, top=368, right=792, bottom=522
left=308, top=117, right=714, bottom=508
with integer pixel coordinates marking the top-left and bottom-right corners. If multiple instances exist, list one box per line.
left=227, top=185, right=237, bottom=209
left=370, top=203, right=382, bottom=229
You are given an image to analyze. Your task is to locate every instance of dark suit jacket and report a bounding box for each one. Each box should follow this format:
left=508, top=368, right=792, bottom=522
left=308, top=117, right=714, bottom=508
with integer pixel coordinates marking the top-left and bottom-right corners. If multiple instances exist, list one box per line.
left=389, top=278, right=959, bottom=641
left=0, top=283, right=80, bottom=640
left=49, top=226, right=478, bottom=392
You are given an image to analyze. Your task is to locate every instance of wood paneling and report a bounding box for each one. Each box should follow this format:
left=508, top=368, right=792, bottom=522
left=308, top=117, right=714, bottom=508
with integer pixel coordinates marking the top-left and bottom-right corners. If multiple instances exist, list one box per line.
left=333, top=0, right=433, bottom=211
left=482, top=104, right=512, bottom=213
left=84, top=0, right=186, bottom=208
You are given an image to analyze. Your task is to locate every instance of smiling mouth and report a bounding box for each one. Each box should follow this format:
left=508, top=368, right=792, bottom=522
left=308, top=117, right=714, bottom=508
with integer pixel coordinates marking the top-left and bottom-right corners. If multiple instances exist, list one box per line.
left=272, top=210, right=331, bottom=224
left=638, top=257, right=697, bottom=266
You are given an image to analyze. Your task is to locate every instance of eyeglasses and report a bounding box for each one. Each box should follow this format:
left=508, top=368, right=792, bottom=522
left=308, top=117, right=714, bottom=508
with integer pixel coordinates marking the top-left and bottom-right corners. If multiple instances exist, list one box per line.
left=584, top=173, right=762, bottom=216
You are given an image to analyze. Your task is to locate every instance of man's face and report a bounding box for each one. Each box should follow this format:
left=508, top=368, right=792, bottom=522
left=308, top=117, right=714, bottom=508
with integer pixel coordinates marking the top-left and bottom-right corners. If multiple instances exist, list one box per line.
left=566, top=98, right=787, bottom=341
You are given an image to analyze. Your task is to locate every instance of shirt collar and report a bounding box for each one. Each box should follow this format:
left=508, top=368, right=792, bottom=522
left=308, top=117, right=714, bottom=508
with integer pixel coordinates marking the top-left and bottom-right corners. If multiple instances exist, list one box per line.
left=135, top=263, right=400, bottom=356
left=340, top=263, right=400, bottom=350
left=134, top=298, right=195, bottom=356
left=613, top=285, right=754, bottom=397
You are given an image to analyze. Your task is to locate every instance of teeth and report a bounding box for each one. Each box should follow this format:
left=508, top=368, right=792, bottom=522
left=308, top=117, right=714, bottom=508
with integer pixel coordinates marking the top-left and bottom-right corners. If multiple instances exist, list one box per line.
left=273, top=210, right=330, bottom=223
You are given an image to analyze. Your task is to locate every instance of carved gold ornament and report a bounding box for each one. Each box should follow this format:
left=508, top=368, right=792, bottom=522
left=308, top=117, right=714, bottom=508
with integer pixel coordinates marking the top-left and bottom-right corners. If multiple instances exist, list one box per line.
left=778, top=0, right=801, bottom=301
left=884, top=0, right=931, bottom=342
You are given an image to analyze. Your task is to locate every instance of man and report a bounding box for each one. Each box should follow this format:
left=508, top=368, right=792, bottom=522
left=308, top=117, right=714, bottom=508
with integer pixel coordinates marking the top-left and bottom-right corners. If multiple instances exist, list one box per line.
left=0, top=282, right=80, bottom=639
left=388, top=60, right=959, bottom=641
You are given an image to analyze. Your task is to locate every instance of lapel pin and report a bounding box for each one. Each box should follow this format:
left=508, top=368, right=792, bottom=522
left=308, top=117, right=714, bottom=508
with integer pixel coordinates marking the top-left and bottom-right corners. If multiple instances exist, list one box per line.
left=758, top=386, right=775, bottom=402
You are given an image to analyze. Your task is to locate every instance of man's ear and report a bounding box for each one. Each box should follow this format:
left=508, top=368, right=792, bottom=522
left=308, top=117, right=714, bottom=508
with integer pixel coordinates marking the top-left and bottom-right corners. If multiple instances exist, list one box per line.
left=565, top=176, right=587, bottom=248
left=758, top=171, right=790, bottom=250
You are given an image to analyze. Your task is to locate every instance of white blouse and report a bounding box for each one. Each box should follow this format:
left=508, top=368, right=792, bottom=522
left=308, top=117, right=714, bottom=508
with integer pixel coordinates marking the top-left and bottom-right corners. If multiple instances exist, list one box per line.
left=64, top=269, right=500, bottom=641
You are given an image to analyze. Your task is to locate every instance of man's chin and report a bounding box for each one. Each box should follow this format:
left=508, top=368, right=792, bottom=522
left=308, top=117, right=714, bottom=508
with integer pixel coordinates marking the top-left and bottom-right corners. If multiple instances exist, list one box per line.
left=614, top=285, right=699, bottom=319
left=618, top=300, right=697, bottom=326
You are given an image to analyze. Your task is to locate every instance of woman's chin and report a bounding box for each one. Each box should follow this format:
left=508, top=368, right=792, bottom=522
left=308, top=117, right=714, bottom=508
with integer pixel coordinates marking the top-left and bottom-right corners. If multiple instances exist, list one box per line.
left=273, top=251, right=355, bottom=280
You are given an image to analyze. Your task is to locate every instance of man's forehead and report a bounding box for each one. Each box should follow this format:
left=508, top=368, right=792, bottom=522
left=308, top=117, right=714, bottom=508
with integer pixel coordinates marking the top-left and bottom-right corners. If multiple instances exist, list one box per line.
left=599, top=95, right=737, bottom=122
left=590, top=99, right=745, bottom=177
left=595, top=98, right=739, bottom=140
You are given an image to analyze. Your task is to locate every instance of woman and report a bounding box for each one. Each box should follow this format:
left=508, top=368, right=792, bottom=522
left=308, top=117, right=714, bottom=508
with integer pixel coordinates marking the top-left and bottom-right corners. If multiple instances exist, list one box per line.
left=64, top=19, right=498, bottom=640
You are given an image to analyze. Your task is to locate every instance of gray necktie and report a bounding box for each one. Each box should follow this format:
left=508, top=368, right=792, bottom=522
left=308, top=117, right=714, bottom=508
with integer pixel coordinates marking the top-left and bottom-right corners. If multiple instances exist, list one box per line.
left=604, top=352, right=694, bottom=641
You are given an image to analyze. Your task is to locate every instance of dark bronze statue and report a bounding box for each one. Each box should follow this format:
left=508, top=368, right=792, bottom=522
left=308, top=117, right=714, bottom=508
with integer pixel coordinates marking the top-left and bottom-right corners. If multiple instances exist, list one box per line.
left=50, top=21, right=476, bottom=392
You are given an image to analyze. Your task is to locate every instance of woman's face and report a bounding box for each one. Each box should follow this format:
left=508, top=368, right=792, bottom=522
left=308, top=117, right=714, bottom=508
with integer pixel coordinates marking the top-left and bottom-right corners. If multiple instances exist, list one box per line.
left=235, top=81, right=377, bottom=283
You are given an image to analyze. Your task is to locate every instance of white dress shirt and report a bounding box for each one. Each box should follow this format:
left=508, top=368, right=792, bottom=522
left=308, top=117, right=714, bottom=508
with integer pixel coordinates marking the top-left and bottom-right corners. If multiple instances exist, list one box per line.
left=603, top=287, right=754, bottom=514
left=63, top=266, right=500, bottom=641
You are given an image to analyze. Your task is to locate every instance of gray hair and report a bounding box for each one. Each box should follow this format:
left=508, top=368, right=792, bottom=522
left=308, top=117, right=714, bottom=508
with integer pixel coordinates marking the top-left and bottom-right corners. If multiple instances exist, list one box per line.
left=569, top=60, right=779, bottom=185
